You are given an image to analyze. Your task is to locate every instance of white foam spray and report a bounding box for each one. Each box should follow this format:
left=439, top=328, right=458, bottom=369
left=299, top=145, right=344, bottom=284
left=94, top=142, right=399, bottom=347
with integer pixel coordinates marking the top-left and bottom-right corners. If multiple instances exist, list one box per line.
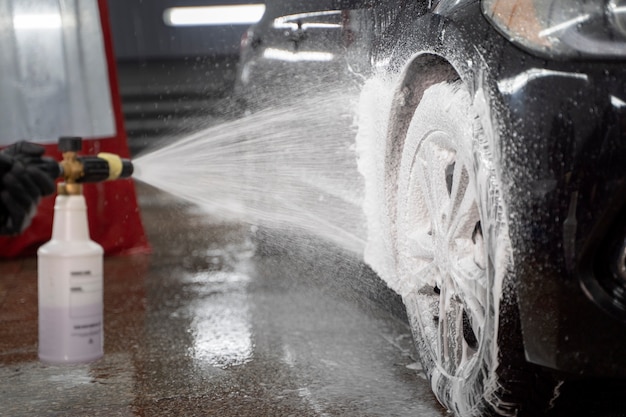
left=133, top=88, right=367, bottom=255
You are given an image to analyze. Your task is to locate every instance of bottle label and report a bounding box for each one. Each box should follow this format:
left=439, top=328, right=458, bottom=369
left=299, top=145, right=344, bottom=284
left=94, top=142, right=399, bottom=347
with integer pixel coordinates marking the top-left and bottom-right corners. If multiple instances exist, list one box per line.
left=38, top=260, right=104, bottom=363
left=69, top=270, right=102, bottom=318
left=39, top=305, right=103, bottom=363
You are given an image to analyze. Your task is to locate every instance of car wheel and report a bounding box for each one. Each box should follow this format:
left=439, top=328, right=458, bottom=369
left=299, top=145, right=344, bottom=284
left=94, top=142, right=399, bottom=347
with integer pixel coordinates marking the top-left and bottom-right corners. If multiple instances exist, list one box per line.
left=392, top=80, right=551, bottom=416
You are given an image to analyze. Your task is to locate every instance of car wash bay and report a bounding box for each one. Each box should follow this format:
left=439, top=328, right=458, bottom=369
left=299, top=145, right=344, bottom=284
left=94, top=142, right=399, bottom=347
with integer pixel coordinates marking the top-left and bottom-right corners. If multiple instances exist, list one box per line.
left=0, top=183, right=446, bottom=417
left=0, top=2, right=442, bottom=413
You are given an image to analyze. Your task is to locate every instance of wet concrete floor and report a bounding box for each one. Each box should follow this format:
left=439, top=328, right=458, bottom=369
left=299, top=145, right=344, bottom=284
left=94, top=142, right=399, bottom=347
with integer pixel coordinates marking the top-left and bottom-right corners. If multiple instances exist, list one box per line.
left=0, top=184, right=446, bottom=416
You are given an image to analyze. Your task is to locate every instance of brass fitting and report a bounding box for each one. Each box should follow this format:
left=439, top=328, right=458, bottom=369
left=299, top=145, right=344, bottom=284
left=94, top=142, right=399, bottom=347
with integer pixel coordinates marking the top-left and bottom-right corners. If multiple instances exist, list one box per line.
left=57, top=182, right=83, bottom=196
left=58, top=150, right=84, bottom=196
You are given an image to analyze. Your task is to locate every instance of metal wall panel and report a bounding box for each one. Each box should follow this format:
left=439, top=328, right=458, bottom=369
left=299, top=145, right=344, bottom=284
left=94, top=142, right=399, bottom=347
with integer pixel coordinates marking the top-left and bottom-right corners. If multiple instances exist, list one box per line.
left=107, top=0, right=260, bottom=60
left=0, top=0, right=115, bottom=145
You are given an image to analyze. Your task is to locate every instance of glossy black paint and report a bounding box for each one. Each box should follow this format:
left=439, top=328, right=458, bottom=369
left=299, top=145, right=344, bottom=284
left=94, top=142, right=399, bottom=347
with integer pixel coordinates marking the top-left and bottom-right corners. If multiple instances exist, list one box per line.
left=234, top=0, right=375, bottom=109
left=377, top=0, right=626, bottom=375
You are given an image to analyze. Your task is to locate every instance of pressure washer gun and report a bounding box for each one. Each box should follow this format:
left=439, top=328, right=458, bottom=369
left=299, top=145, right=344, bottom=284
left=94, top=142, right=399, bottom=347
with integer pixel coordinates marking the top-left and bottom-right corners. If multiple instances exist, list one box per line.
left=51, top=136, right=134, bottom=194
left=0, top=137, right=133, bottom=235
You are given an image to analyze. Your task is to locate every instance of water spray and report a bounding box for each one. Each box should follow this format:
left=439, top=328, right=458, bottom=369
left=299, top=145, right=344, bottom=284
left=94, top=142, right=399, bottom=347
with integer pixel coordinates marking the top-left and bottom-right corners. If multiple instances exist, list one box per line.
left=37, top=137, right=134, bottom=364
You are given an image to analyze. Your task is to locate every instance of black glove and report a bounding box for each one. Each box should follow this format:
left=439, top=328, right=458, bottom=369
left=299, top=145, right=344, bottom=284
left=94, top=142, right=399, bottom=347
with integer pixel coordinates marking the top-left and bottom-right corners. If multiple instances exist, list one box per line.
left=0, top=141, right=57, bottom=235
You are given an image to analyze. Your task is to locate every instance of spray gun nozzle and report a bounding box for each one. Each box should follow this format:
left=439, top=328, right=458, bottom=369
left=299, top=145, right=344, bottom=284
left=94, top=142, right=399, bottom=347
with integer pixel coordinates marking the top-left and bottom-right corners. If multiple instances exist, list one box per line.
left=55, top=137, right=134, bottom=195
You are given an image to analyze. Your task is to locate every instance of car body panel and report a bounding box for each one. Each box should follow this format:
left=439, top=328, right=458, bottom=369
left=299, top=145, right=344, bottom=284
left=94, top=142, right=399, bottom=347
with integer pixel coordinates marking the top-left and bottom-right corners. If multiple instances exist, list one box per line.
left=235, top=0, right=378, bottom=108
left=382, top=0, right=626, bottom=376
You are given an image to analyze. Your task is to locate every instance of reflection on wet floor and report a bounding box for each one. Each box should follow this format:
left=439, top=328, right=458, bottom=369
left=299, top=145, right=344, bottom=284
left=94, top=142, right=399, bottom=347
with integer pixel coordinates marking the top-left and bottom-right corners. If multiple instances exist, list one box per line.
left=0, top=184, right=446, bottom=416
left=185, top=271, right=254, bottom=368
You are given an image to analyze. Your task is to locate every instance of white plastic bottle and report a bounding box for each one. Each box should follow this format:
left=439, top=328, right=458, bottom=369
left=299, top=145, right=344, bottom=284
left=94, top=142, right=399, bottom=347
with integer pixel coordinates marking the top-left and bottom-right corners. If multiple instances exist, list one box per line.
left=37, top=189, right=104, bottom=364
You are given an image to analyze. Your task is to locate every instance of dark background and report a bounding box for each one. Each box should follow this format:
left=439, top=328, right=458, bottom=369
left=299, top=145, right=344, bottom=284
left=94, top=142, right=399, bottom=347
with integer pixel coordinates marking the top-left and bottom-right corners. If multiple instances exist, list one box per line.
left=106, top=0, right=252, bottom=154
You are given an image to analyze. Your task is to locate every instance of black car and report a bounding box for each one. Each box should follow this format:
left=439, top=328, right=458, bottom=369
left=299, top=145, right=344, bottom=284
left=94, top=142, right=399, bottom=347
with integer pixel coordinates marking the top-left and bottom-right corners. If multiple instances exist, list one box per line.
left=234, top=0, right=375, bottom=109
left=240, top=1, right=626, bottom=415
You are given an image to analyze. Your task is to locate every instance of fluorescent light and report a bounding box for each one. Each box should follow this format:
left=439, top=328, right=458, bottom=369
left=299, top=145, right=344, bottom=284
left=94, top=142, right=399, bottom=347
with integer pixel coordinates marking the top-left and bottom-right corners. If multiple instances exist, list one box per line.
left=274, top=21, right=342, bottom=30
left=539, top=14, right=591, bottom=38
left=273, top=11, right=342, bottom=30
left=498, top=69, right=588, bottom=95
left=13, top=13, right=62, bottom=30
left=263, top=48, right=334, bottom=62
left=611, top=95, right=626, bottom=108
left=164, top=4, right=265, bottom=27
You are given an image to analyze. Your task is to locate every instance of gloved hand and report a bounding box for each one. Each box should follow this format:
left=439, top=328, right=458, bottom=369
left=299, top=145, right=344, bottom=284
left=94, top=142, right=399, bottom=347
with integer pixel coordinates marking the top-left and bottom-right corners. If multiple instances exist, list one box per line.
left=0, top=141, right=57, bottom=235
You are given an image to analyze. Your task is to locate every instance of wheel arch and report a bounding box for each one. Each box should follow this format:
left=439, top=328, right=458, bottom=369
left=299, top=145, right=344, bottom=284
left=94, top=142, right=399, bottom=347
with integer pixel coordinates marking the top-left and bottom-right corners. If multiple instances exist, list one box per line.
left=382, top=53, right=462, bottom=241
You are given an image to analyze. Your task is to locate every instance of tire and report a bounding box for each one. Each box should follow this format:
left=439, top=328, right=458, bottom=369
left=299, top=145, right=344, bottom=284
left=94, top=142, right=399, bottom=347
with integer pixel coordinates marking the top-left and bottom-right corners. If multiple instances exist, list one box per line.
left=392, top=80, right=553, bottom=416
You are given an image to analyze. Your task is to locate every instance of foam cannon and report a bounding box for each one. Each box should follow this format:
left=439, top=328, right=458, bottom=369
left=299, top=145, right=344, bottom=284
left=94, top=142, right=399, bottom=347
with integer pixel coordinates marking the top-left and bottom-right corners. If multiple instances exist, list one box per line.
left=37, top=136, right=134, bottom=365
left=53, top=136, right=133, bottom=194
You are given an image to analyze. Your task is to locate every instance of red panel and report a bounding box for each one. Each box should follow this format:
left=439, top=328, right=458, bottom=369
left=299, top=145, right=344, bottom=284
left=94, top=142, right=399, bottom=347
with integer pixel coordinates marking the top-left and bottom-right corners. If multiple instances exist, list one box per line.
left=0, top=0, right=150, bottom=258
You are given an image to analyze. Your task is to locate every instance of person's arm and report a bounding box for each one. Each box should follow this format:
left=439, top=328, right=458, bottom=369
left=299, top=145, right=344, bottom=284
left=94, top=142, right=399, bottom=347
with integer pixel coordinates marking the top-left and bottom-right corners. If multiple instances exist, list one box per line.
left=0, top=141, right=57, bottom=235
